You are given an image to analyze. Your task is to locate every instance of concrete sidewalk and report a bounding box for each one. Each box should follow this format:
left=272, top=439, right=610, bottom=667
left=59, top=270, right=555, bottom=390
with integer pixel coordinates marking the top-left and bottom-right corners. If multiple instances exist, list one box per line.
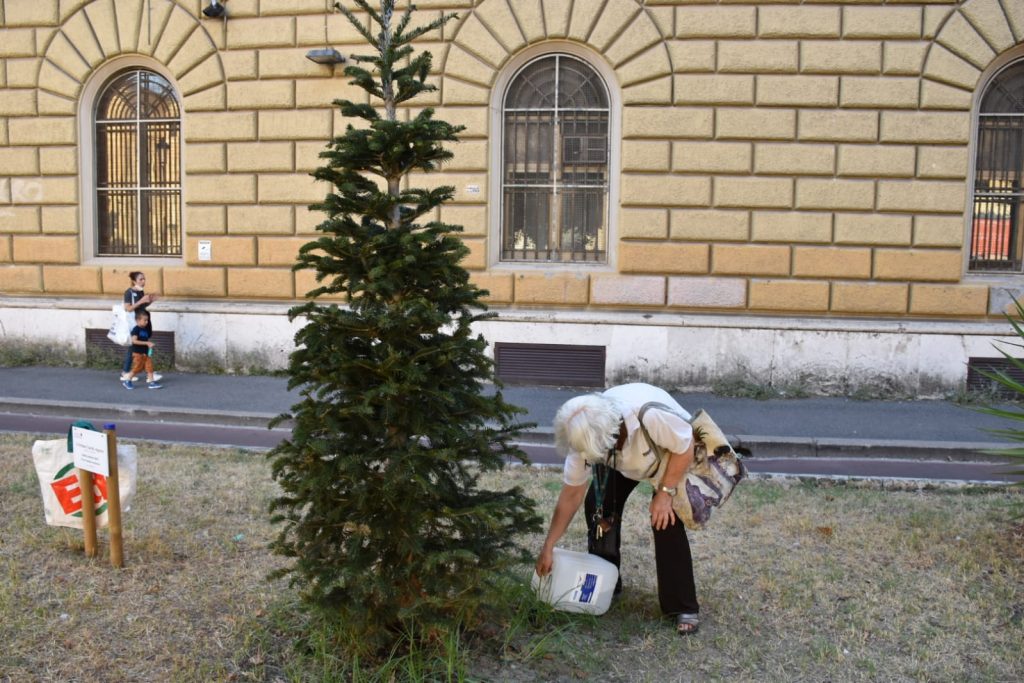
left=0, top=365, right=1019, bottom=463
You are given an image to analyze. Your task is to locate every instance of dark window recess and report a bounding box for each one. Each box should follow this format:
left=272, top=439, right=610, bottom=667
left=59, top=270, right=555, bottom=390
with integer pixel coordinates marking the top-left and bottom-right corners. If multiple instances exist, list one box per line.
left=85, top=328, right=176, bottom=368
left=494, top=342, right=605, bottom=387
left=966, top=356, right=1024, bottom=398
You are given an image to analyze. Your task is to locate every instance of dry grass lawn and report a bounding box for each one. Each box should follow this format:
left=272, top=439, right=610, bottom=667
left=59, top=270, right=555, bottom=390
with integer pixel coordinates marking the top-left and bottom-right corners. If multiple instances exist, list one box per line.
left=1, top=432, right=1022, bottom=682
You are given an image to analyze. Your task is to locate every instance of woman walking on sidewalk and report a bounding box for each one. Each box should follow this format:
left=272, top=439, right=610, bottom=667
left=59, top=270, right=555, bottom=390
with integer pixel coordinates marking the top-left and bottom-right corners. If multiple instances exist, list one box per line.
left=119, top=271, right=162, bottom=384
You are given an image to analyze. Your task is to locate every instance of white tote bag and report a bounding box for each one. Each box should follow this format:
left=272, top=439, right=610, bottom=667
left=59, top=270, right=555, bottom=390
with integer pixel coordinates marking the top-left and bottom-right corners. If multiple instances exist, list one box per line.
left=106, top=304, right=131, bottom=346
left=32, top=439, right=138, bottom=529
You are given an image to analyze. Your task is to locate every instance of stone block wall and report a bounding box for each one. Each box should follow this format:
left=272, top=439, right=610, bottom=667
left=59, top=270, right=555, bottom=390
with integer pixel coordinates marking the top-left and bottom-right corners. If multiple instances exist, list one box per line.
left=0, top=0, right=1021, bottom=324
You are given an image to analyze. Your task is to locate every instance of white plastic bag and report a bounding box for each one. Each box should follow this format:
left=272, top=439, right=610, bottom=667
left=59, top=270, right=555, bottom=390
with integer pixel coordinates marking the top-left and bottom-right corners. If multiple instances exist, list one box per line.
left=106, top=304, right=131, bottom=346
left=32, top=439, right=138, bottom=529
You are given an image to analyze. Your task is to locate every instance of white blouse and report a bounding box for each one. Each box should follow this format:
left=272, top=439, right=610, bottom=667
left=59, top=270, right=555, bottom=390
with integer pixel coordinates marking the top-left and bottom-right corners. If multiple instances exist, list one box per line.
left=562, top=383, right=693, bottom=487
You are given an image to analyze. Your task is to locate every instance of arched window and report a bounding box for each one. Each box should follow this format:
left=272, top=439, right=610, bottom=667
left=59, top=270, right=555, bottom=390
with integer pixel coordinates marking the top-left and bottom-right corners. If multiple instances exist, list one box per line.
left=94, top=68, right=182, bottom=256
left=500, top=54, right=610, bottom=263
left=969, top=58, right=1024, bottom=272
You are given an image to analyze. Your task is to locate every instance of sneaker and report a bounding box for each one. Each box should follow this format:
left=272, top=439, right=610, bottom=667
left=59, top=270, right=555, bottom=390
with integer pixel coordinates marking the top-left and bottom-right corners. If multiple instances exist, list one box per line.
left=120, top=373, right=140, bottom=382
left=151, top=373, right=163, bottom=382
left=147, top=382, right=163, bottom=390
left=121, top=380, right=134, bottom=390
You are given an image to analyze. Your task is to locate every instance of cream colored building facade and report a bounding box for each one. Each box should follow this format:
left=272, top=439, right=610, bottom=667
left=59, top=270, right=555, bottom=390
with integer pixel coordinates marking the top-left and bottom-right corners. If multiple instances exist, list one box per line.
left=1, top=0, right=1024, bottom=393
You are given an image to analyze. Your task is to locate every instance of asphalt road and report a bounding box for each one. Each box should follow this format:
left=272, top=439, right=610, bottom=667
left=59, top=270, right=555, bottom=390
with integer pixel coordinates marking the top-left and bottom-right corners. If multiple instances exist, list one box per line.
left=2, top=411, right=1020, bottom=485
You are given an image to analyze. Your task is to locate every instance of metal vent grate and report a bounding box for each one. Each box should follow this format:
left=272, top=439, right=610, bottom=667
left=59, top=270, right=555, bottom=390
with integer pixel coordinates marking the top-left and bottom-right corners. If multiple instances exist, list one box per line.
left=966, top=356, right=1024, bottom=397
left=494, top=342, right=605, bottom=387
left=86, top=328, right=176, bottom=368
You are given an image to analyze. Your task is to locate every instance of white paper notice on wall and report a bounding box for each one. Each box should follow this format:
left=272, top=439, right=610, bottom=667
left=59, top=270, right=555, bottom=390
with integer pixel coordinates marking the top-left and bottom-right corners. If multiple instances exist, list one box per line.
left=465, top=184, right=480, bottom=195
left=198, top=240, right=212, bottom=261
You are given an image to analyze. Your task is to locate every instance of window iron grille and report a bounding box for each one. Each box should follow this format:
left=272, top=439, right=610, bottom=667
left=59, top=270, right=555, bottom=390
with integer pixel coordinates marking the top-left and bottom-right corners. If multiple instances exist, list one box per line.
left=969, top=61, right=1024, bottom=272
left=501, top=54, right=610, bottom=263
left=95, top=69, right=182, bottom=257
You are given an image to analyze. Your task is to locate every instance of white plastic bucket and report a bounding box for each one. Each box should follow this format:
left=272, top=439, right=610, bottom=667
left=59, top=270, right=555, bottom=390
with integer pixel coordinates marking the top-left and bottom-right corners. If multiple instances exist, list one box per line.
left=531, top=547, right=619, bottom=615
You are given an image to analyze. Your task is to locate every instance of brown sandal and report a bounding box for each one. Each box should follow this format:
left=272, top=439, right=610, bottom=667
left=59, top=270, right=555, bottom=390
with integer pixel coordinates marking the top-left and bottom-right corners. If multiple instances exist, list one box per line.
left=675, top=613, right=699, bottom=636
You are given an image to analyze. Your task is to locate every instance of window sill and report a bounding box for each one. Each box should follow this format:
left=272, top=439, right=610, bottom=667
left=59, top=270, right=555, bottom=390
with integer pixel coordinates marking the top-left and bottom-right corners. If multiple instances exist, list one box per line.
left=963, top=271, right=1024, bottom=283
left=84, top=255, right=185, bottom=267
left=489, top=260, right=615, bottom=273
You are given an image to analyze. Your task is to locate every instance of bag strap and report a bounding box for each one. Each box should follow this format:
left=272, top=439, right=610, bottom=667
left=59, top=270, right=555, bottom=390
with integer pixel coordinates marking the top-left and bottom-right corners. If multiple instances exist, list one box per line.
left=636, top=402, right=703, bottom=478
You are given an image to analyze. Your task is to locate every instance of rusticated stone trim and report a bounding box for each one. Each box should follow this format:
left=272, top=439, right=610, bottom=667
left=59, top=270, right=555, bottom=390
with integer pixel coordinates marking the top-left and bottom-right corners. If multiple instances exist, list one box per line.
left=37, top=0, right=225, bottom=105
left=922, top=0, right=1024, bottom=109
left=444, top=0, right=671, bottom=100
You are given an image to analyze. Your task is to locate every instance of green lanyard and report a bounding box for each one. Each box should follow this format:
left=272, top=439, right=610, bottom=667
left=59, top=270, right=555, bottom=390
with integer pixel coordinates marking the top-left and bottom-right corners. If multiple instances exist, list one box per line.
left=591, top=447, right=617, bottom=538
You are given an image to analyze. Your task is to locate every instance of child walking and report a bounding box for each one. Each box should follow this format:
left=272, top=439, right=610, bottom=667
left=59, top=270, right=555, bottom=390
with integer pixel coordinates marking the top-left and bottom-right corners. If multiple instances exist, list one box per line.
left=123, top=310, right=163, bottom=390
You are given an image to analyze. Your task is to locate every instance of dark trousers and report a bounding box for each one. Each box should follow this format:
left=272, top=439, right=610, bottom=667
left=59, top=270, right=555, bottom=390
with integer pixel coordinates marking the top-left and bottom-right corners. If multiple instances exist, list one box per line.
left=585, top=466, right=699, bottom=616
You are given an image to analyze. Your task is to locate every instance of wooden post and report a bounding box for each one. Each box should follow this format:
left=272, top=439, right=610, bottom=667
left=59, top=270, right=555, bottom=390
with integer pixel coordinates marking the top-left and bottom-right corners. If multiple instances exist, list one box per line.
left=79, top=469, right=98, bottom=558
left=104, top=425, right=124, bottom=568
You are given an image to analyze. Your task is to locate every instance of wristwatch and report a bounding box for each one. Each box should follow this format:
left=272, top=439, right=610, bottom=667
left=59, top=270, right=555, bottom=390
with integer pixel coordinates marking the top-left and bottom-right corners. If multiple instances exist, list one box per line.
left=659, top=484, right=677, bottom=496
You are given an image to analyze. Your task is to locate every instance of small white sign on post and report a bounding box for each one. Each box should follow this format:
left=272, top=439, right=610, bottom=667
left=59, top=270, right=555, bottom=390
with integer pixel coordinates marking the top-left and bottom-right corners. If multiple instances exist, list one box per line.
left=72, top=427, right=109, bottom=477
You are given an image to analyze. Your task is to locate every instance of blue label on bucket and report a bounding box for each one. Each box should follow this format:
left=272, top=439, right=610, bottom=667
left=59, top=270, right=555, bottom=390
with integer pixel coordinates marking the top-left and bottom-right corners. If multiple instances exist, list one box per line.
left=578, top=573, right=598, bottom=604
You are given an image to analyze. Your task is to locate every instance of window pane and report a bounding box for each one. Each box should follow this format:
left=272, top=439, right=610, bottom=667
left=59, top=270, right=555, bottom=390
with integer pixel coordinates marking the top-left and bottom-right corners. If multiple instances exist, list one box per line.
left=502, top=187, right=550, bottom=260
left=557, top=58, right=608, bottom=109
left=561, top=188, right=605, bottom=262
left=561, top=110, right=608, bottom=187
left=141, top=190, right=182, bottom=256
left=96, top=72, right=139, bottom=120
left=96, top=123, right=137, bottom=188
left=139, top=72, right=180, bottom=119
left=141, top=122, right=180, bottom=187
left=505, top=56, right=558, bottom=109
left=504, top=111, right=553, bottom=184
left=97, top=190, right=138, bottom=255
left=980, top=61, right=1024, bottom=114
left=970, top=197, right=1018, bottom=270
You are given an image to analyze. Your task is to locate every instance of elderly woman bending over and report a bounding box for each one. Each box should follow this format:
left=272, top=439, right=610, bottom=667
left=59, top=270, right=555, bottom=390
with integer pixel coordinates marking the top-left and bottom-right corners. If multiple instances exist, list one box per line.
left=535, top=382, right=700, bottom=635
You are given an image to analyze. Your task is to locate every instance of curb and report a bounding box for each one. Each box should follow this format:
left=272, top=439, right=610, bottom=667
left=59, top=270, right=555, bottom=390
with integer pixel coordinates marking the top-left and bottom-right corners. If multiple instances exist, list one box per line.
left=732, top=435, right=1013, bottom=463
left=0, top=398, right=280, bottom=429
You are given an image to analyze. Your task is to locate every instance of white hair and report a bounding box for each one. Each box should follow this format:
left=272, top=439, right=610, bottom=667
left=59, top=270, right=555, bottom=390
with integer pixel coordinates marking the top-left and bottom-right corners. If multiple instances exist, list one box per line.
left=553, top=394, right=622, bottom=464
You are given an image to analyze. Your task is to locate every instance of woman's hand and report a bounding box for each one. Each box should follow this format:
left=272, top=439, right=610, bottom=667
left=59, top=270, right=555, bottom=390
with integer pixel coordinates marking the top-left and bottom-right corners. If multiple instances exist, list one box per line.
left=650, top=491, right=676, bottom=530
left=535, top=545, right=554, bottom=576
left=536, top=483, right=587, bottom=576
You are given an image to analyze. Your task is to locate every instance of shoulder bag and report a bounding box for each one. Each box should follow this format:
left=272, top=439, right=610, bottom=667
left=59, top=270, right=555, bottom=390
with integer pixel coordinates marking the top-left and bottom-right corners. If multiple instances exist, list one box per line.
left=638, top=402, right=747, bottom=531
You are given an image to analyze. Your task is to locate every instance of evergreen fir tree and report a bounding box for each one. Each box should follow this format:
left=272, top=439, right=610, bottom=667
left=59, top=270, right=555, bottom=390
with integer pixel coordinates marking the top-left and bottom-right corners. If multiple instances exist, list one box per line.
left=268, top=0, right=542, bottom=650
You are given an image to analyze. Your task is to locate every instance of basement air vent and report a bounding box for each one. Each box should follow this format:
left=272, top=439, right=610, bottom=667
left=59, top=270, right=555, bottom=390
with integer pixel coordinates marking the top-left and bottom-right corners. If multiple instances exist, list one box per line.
left=86, top=328, right=176, bottom=368
left=494, top=342, right=605, bottom=387
left=966, top=356, right=1024, bottom=398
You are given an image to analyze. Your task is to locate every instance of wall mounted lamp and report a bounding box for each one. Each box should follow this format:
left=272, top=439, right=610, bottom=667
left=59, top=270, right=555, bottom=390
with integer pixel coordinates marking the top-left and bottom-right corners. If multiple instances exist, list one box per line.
left=202, top=0, right=226, bottom=19
left=305, top=48, right=346, bottom=65
left=305, top=1, right=347, bottom=66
